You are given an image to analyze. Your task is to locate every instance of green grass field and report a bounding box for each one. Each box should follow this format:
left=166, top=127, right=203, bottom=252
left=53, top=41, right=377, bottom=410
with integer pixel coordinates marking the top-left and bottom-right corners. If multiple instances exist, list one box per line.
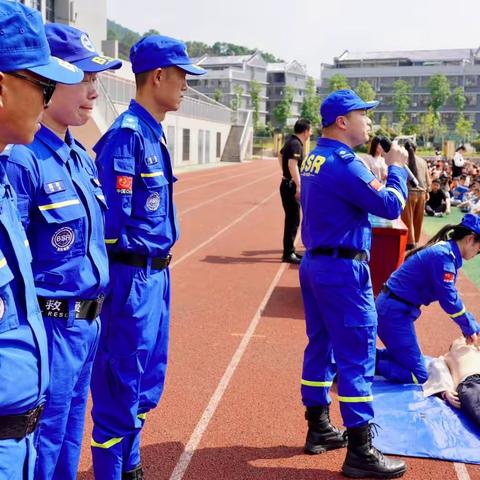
left=422, top=208, right=480, bottom=287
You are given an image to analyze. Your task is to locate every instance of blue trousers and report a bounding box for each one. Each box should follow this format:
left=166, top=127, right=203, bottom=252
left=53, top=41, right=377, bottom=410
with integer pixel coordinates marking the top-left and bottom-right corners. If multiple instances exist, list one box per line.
left=91, top=263, right=170, bottom=480
left=376, top=292, right=427, bottom=384
left=0, top=434, right=36, bottom=479
left=34, top=316, right=100, bottom=480
left=300, top=254, right=377, bottom=428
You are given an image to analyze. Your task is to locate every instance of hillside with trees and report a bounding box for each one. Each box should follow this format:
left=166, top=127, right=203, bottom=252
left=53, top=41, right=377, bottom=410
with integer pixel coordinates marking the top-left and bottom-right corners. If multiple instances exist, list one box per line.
left=107, top=20, right=283, bottom=62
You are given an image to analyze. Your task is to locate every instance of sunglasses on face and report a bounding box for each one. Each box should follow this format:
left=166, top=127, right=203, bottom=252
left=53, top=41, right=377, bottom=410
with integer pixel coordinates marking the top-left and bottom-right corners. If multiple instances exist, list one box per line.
left=6, top=71, right=57, bottom=107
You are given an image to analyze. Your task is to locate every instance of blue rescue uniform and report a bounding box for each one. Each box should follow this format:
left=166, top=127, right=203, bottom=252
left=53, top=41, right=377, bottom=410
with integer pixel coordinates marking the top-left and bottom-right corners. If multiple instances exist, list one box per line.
left=0, top=151, right=49, bottom=480
left=4, top=126, right=108, bottom=480
left=300, top=137, right=408, bottom=427
left=90, top=99, right=179, bottom=479
left=376, top=239, right=480, bottom=384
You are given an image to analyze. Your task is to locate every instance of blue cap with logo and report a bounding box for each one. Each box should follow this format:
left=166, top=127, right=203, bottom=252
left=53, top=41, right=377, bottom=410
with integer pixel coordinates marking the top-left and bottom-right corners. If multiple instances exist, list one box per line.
left=130, top=35, right=207, bottom=75
left=0, top=0, right=82, bottom=84
left=45, top=24, right=122, bottom=73
left=321, top=89, right=379, bottom=128
left=461, top=213, right=480, bottom=236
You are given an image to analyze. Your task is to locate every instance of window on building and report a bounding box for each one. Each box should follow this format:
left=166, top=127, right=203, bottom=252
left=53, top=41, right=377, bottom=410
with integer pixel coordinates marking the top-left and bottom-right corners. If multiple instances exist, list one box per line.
left=205, top=131, right=210, bottom=163
left=167, top=126, right=175, bottom=163
left=182, top=129, right=190, bottom=161
left=198, top=130, right=204, bottom=164
left=30, top=0, right=41, bottom=11
left=46, top=0, right=55, bottom=21
left=216, top=132, right=221, bottom=158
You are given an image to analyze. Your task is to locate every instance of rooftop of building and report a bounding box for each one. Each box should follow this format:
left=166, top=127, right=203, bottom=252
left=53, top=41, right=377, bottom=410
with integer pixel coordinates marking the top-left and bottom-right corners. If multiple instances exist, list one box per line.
left=336, top=47, right=480, bottom=63
left=267, top=60, right=308, bottom=75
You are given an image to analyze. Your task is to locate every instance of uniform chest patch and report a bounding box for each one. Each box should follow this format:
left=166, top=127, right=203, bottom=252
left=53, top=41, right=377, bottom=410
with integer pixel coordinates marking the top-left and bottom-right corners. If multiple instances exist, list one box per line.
left=116, top=175, right=133, bottom=193
left=146, top=192, right=160, bottom=211
left=443, top=272, right=455, bottom=283
left=44, top=181, right=66, bottom=194
left=146, top=155, right=158, bottom=166
left=51, top=227, right=75, bottom=252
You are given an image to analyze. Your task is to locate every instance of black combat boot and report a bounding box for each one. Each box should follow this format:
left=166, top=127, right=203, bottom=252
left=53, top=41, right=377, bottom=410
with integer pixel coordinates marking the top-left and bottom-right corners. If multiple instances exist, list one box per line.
left=342, top=423, right=406, bottom=478
left=304, top=405, right=347, bottom=454
left=122, top=464, right=144, bottom=480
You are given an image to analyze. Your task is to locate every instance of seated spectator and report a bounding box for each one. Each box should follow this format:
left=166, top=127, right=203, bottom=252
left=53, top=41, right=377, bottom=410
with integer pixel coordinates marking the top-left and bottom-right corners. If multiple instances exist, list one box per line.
left=426, top=179, right=447, bottom=216
left=423, top=337, right=480, bottom=429
left=459, top=184, right=480, bottom=213
left=451, top=176, right=470, bottom=206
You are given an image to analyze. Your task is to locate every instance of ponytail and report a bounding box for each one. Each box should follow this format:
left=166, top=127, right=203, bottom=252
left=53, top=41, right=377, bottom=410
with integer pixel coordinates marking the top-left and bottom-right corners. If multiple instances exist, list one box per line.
left=406, top=223, right=479, bottom=259
left=404, top=141, right=419, bottom=188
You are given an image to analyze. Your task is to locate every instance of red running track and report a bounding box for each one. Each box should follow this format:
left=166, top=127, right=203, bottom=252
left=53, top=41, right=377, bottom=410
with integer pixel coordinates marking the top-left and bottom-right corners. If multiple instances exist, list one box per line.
left=78, top=159, right=480, bottom=480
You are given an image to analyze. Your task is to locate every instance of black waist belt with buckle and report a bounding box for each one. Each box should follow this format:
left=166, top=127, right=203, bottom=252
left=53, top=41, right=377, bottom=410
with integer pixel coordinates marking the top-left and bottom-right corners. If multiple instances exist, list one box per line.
left=310, top=247, right=368, bottom=262
left=381, top=285, right=420, bottom=308
left=38, top=295, right=104, bottom=320
left=110, top=252, right=172, bottom=270
left=0, top=403, right=44, bottom=440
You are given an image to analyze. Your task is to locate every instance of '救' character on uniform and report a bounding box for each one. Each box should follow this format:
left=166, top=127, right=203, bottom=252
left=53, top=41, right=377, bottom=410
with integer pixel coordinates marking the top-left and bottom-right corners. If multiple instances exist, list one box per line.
left=376, top=214, right=480, bottom=385
left=3, top=23, right=121, bottom=480
left=90, top=35, right=206, bottom=480
left=299, top=90, right=409, bottom=478
left=0, top=1, right=83, bottom=479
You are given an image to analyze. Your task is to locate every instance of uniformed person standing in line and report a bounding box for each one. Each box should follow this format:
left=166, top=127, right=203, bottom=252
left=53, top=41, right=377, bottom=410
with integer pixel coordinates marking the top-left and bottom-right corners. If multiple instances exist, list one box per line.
left=0, top=2, right=83, bottom=478
left=90, top=36, right=206, bottom=480
left=3, top=24, right=121, bottom=480
left=299, top=90, right=409, bottom=478
left=279, top=119, right=312, bottom=264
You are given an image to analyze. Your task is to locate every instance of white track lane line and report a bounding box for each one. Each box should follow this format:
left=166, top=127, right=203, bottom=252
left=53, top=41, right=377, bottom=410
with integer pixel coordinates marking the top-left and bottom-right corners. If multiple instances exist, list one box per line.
left=170, top=190, right=277, bottom=269
left=175, top=165, right=272, bottom=196
left=454, top=463, right=471, bottom=480
left=178, top=172, right=277, bottom=217
left=169, top=261, right=289, bottom=480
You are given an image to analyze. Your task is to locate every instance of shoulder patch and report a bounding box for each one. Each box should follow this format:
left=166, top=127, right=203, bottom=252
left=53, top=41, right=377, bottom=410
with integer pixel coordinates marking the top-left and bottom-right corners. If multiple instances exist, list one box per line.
left=120, top=114, right=139, bottom=131
left=335, top=147, right=355, bottom=163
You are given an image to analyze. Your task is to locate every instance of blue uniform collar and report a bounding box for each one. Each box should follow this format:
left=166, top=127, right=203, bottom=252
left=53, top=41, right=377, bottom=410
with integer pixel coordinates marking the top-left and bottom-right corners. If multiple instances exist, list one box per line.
left=448, top=239, right=463, bottom=269
left=128, top=99, right=163, bottom=138
left=36, top=125, right=73, bottom=164
left=316, top=137, right=354, bottom=153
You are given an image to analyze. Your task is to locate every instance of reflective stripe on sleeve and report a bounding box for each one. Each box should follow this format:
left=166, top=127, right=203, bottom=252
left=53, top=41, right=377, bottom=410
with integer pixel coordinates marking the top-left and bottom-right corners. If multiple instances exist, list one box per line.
left=137, top=413, right=147, bottom=420
left=24, top=239, right=29, bottom=248
left=38, top=199, right=81, bottom=211
left=0, top=257, right=7, bottom=269
left=91, top=436, right=123, bottom=449
left=411, top=373, right=419, bottom=384
left=338, top=395, right=373, bottom=403
left=301, top=379, right=333, bottom=387
left=449, top=307, right=466, bottom=319
left=385, top=187, right=406, bottom=209
left=140, top=172, right=164, bottom=178
left=105, top=238, right=118, bottom=245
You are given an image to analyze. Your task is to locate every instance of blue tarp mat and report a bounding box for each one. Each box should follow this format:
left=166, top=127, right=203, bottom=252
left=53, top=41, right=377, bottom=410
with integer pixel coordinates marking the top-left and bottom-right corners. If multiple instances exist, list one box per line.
left=372, top=377, right=480, bottom=464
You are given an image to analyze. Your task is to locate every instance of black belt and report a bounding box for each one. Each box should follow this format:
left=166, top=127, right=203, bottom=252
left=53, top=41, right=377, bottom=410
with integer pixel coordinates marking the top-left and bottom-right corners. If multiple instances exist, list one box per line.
left=110, top=252, right=172, bottom=270
left=38, top=295, right=104, bottom=320
left=310, top=247, right=368, bottom=262
left=0, top=404, right=44, bottom=440
left=381, top=285, right=420, bottom=308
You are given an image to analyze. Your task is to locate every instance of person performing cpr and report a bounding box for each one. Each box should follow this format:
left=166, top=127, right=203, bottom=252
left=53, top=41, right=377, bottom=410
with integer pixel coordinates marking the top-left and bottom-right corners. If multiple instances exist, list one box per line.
left=376, top=214, right=480, bottom=385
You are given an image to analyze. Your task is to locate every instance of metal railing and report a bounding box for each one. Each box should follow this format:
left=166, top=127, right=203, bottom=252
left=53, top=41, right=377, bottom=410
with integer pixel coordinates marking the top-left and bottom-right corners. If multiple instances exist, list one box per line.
left=97, top=71, right=232, bottom=125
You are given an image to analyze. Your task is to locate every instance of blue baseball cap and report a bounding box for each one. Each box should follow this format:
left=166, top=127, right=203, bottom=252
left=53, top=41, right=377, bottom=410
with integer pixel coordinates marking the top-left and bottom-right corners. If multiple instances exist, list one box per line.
left=461, top=214, right=480, bottom=236
left=0, top=0, right=82, bottom=84
left=130, top=35, right=206, bottom=75
left=321, top=89, right=379, bottom=128
left=45, top=24, right=122, bottom=73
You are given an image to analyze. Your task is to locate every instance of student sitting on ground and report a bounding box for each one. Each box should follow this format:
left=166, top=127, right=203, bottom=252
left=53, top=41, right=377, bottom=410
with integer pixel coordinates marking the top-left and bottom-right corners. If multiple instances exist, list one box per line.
left=425, top=179, right=447, bottom=217
left=423, top=337, right=480, bottom=430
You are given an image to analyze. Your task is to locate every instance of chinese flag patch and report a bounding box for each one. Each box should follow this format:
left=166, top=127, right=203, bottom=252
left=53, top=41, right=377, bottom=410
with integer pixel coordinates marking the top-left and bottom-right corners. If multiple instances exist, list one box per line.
left=443, top=272, right=455, bottom=282
left=369, top=179, right=383, bottom=191
left=116, top=175, right=133, bottom=192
